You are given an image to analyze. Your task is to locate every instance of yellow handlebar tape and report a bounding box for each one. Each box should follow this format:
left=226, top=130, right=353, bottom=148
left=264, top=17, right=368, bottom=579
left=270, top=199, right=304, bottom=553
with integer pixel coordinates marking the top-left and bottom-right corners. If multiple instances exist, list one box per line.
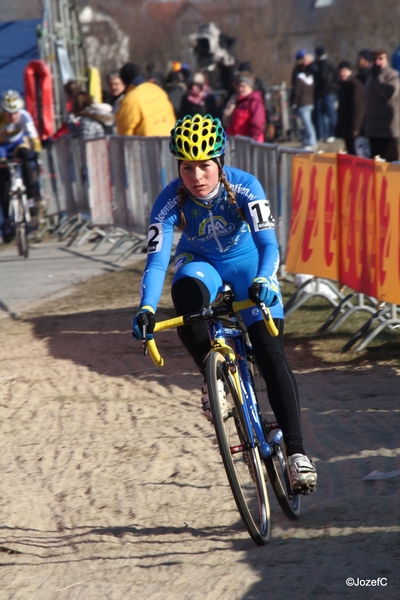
left=147, top=317, right=185, bottom=367
left=147, top=302, right=278, bottom=367
left=147, top=338, right=164, bottom=366
left=262, top=312, right=279, bottom=337
left=154, top=316, right=185, bottom=332
left=233, top=299, right=279, bottom=337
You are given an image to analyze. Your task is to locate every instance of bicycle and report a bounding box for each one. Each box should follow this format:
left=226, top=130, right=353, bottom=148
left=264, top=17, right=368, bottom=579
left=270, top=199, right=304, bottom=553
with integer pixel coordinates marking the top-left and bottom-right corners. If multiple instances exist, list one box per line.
left=0, top=158, right=31, bottom=258
left=141, top=286, right=303, bottom=546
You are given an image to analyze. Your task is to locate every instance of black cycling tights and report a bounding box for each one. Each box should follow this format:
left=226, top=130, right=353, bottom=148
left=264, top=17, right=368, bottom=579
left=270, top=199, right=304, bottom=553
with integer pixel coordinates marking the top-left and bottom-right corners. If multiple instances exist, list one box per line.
left=171, top=276, right=305, bottom=456
left=0, top=147, right=35, bottom=219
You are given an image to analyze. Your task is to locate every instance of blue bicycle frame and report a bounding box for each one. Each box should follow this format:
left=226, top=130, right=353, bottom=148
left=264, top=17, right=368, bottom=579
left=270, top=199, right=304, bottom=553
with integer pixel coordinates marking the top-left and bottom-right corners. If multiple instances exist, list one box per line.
left=206, top=317, right=283, bottom=460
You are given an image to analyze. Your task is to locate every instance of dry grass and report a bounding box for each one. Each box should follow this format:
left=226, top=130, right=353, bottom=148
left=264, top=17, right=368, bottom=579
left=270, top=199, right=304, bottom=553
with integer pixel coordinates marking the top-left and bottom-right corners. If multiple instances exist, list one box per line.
left=280, top=280, right=400, bottom=369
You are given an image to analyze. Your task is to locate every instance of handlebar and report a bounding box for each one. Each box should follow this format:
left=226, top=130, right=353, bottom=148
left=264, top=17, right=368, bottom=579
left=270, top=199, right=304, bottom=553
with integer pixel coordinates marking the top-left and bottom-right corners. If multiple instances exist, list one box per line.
left=142, top=299, right=279, bottom=367
left=0, top=156, right=39, bottom=171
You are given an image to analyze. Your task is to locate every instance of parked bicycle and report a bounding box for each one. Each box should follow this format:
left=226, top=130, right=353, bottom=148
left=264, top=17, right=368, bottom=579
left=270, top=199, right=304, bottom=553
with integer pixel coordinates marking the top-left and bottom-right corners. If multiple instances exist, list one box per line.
left=0, top=158, right=31, bottom=257
left=141, top=287, right=304, bottom=546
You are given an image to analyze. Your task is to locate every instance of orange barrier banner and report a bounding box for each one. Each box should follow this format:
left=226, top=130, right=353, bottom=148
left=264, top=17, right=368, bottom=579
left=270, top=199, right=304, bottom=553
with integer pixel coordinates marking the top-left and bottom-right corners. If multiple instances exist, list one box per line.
left=286, top=153, right=339, bottom=279
left=375, top=163, right=400, bottom=304
left=337, top=154, right=377, bottom=297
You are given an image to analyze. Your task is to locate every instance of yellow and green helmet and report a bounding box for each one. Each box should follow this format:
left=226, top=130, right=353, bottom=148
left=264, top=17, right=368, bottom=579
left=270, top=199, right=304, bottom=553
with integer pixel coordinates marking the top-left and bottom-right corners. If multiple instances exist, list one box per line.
left=169, top=113, right=226, bottom=161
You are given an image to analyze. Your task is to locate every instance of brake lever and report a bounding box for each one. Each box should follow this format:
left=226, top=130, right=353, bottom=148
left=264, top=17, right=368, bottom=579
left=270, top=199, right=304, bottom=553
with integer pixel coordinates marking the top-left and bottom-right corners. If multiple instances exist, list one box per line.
left=142, top=322, right=148, bottom=356
left=259, top=302, right=271, bottom=321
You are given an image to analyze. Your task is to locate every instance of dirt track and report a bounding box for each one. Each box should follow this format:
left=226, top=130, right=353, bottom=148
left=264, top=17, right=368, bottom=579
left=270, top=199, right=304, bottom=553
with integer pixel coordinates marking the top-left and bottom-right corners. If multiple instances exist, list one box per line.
left=0, top=266, right=399, bottom=600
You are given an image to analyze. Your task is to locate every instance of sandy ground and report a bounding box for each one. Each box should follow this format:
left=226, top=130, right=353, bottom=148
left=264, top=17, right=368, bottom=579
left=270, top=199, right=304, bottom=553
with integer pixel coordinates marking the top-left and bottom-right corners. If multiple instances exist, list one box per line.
left=0, top=264, right=399, bottom=600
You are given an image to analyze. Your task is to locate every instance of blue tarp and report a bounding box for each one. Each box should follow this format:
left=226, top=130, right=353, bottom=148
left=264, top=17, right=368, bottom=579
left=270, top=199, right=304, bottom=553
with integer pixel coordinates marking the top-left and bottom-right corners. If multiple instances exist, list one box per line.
left=392, top=44, right=400, bottom=74
left=0, top=19, right=41, bottom=97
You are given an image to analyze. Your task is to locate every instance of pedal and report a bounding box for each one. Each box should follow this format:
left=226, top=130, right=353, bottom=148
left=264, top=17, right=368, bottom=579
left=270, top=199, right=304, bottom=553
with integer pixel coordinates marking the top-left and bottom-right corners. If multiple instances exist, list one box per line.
left=294, top=483, right=317, bottom=496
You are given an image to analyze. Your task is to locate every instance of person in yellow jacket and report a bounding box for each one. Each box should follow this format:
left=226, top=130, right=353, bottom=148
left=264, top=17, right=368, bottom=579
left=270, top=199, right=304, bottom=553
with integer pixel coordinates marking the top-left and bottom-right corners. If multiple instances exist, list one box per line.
left=116, top=63, right=175, bottom=136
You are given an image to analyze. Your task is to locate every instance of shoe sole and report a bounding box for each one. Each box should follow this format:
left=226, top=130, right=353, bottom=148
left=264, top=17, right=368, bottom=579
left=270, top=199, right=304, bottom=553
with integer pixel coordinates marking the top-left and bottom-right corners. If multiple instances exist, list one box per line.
left=292, top=474, right=317, bottom=494
left=293, top=481, right=317, bottom=495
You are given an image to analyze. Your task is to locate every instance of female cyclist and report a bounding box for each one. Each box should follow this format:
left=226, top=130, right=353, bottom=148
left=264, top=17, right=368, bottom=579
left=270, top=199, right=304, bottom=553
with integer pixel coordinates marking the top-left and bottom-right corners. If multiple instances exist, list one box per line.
left=132, top=114, right=317, bottom=493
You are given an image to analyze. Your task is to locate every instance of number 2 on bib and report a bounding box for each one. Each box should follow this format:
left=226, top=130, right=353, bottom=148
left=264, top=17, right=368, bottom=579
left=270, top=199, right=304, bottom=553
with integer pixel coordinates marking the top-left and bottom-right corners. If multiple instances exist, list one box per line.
left=147, top=223, right=163, bottom=253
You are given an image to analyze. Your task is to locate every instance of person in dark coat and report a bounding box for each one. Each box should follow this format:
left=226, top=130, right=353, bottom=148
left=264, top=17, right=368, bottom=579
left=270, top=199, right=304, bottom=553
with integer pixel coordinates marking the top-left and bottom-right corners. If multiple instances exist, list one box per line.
left=356, top=49, right=373, bottom=86
left=290, top=49, right=306, bottom=105
left=292, top=54, right=317, bottom=149
left=164, top=71, right=187, bottom=119
left=178, top=73, right=220, bottom=120
left=365, top=49, right=400, bottom=162
left=335, top=60, right=366, bottom=155
left=313, top=46, right=338, bottom=142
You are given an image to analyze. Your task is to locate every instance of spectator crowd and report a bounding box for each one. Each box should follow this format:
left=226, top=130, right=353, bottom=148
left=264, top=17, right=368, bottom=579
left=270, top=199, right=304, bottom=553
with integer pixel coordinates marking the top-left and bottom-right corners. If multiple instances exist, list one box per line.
left=53, top=43, right=400, bottom=164
left=291, top=45, right=400, bottom=162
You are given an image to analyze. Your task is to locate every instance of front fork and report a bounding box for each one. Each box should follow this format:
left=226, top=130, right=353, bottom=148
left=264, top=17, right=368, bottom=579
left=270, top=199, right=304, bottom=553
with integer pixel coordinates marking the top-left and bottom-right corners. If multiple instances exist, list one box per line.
left=11, top=193, right=31, bottom=224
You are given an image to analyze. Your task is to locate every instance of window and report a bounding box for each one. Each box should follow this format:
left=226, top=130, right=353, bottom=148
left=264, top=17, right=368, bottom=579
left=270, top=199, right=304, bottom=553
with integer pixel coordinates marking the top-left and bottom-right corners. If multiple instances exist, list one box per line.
left=314, top=0, right=335, bottom=7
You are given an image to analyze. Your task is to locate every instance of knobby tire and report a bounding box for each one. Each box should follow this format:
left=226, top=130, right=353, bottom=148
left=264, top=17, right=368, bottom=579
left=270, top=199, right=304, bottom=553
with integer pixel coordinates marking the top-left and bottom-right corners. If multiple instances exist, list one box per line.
left=264, top=445, right=301, bottom=520
left=249, top=359, right=301, bottom=520
left=16, top=224, right=28, bottom=258
left=206, top=351, right=271, bottom=545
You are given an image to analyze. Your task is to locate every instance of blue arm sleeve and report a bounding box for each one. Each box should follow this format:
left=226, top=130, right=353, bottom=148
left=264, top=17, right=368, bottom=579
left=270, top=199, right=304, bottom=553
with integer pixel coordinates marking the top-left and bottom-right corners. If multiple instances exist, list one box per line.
left=238, top=175, right=280, bottom=280
left=138, top=185, right=179, bottom=311
left=139, top=223, right=174, bottom=311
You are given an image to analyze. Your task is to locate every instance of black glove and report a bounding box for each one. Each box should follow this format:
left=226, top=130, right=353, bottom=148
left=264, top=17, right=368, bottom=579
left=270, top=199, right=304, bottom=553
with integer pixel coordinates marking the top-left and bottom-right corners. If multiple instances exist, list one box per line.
left=132, top=307, right=155, bottom=339
left=371, top=64, right=382, bottom=78
left=248, top=277, right=279, bottom=307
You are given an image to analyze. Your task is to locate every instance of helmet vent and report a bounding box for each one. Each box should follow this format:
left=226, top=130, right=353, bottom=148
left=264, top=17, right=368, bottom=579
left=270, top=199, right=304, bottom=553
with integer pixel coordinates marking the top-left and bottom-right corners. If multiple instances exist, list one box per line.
left=169, top=114, right=226, bottom=160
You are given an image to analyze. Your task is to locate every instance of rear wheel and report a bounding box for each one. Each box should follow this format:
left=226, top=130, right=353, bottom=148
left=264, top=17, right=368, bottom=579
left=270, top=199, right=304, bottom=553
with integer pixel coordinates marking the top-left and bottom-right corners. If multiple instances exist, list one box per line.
left=249, top=356, right=301, bottom=520
left=206, top=351, right=271, bottom=545
left=265, top=443, right=301, bottom=520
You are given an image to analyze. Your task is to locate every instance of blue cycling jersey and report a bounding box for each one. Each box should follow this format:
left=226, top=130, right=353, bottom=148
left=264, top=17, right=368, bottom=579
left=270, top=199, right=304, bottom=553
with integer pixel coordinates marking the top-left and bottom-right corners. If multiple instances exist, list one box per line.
left=139, top=166, right=284, bottom=320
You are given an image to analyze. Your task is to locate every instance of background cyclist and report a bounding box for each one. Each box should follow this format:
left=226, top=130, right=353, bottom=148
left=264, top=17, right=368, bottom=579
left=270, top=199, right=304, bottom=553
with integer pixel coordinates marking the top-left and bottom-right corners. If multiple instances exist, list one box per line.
left=0, top=90, right=42, bottom=243
left=132, top=114, right=317, bottom=493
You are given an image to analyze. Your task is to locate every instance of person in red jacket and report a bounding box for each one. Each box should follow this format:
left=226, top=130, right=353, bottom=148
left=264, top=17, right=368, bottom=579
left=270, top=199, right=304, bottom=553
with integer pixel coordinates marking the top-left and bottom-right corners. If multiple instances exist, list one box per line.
left=224, top=71, right=266, bottom=141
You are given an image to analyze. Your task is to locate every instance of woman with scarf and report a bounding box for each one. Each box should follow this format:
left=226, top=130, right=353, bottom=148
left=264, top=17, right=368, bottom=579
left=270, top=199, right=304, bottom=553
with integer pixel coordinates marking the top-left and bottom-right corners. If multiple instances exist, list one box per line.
left=178, top=72, right=221, bottom=120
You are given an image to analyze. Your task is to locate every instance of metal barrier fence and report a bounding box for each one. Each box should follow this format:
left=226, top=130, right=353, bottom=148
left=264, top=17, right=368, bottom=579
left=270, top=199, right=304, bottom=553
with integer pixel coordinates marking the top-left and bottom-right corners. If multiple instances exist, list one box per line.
left=40, top=134, right=306, bottom=261
left=38, top=135, right=398, bottom=351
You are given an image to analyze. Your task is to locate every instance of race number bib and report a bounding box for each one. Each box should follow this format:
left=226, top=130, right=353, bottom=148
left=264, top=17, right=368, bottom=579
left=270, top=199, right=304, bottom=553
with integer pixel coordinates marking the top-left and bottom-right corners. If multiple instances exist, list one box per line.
left=147, top=223, right=163, bottom=253
left=248, top=200, right=275, bottom=231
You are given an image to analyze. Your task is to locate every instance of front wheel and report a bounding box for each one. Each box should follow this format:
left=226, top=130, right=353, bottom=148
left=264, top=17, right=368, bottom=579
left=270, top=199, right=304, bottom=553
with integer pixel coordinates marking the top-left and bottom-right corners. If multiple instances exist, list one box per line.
left=16, top=223, right=29, bottom=258
left=206, top=351, right=271, bottom=545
